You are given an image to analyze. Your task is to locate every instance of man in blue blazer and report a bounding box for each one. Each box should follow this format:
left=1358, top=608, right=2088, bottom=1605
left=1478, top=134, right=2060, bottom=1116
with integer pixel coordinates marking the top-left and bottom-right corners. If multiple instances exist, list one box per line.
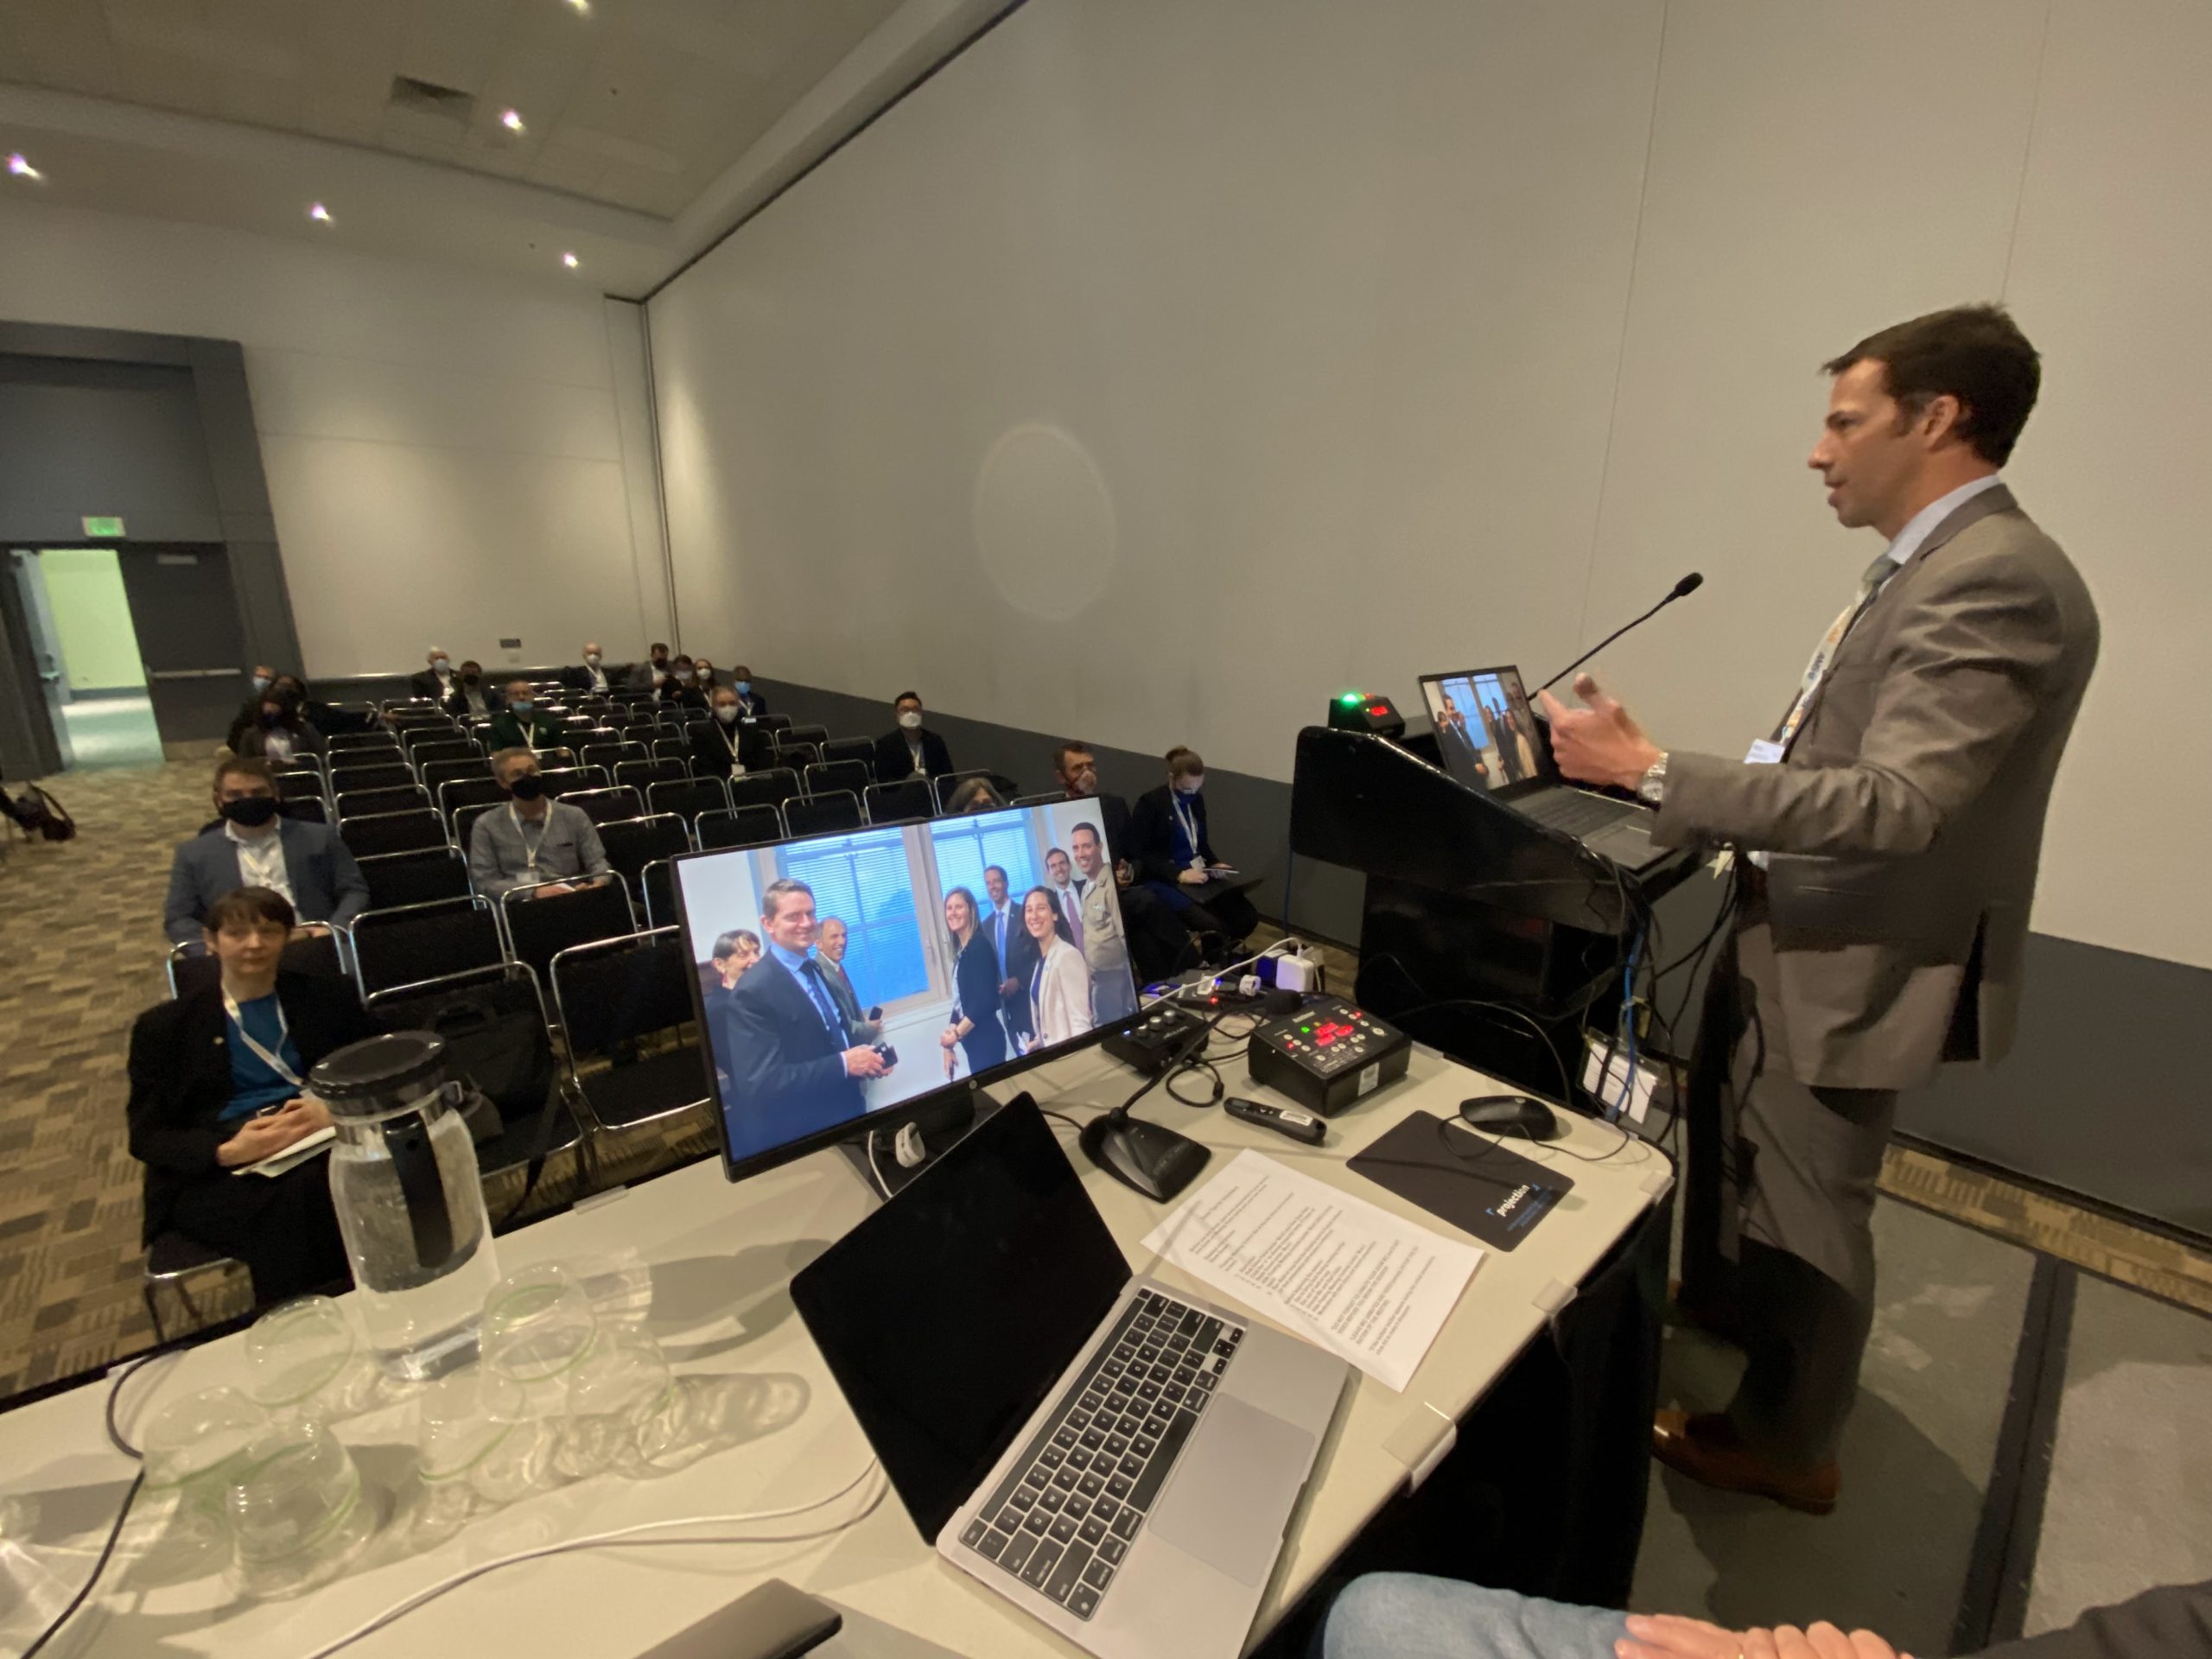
left=164, top=757, right=370, bottom=944
left=721, top=877, right=894, bottom=1164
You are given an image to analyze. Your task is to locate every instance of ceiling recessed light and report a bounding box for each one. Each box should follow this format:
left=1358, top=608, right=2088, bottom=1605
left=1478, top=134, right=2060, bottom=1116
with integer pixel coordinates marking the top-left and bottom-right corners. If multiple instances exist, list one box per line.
left=7, top=153, right=41, bottom=180
left=500, top=108, right=525, bottom=134
left=561, top=251, right=579, bottom=269
left=567, top=0, right=590, bottom=13
left=308, top=202, right=332, bottom=222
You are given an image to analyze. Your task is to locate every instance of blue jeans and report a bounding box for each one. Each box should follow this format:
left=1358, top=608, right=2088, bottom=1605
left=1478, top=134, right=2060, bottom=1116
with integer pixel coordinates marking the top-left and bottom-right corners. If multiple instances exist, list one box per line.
left=1321, top=1575, right=1630, bottom=1659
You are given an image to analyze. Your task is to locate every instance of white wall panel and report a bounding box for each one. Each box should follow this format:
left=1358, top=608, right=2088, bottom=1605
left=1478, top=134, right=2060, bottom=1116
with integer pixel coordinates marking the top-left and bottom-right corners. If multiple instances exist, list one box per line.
left=1991, top=0, right=2212, bottom=964
left=652, top=0, right=1665, bottom=777
left=0, top=195, right=669, bottom=677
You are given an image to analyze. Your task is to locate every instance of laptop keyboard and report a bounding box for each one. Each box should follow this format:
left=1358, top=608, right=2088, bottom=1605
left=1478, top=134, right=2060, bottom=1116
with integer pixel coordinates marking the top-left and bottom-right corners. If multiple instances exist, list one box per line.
left=1522, top=787, right=1637, bottom=839
left=958, top=1288, right=1244, bottom=1621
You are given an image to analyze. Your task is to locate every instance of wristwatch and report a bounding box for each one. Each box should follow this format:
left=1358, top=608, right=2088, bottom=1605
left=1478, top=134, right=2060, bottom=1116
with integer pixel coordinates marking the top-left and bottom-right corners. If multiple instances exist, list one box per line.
left=1637, top=752, right=1669, bottom=807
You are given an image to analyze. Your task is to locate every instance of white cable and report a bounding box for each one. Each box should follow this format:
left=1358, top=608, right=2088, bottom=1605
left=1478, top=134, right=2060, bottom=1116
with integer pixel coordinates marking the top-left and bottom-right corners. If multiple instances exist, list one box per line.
left=294, top=1458, right=885, bottom=1659
left=861, top=1129, right=894, bottom=1198
left=1138, top=937, right=1301, bottom=1011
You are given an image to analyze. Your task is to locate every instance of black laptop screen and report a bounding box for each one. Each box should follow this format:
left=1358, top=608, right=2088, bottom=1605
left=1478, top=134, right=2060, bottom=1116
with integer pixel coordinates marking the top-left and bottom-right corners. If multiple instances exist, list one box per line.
left=1418, top=666, right=1548, bottom=793
left=789, top=1098, right=1131, bottom=1539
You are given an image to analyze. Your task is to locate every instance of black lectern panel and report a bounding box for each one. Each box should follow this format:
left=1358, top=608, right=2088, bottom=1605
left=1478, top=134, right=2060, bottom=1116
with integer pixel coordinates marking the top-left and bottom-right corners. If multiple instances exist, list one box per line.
left=1289, top=726, right=1684, bottom=937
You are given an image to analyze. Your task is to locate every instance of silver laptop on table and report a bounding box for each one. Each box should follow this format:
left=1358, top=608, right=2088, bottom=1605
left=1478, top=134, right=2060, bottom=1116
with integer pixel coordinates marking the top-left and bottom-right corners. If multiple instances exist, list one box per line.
left=790, top=1097, right=1351, bottom=1659
left=1419, top=663, right=1669, bottom=871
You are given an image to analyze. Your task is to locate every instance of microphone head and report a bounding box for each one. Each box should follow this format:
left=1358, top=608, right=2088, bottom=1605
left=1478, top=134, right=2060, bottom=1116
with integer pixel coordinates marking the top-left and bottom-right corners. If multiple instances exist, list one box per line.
left=1671, top=571, right=1705, bottom=599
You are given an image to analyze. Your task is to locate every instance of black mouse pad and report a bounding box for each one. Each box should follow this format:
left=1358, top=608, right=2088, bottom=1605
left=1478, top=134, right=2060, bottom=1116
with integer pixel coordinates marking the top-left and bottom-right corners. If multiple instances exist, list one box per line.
left=1346, top=1111, right=1573, bottom=1250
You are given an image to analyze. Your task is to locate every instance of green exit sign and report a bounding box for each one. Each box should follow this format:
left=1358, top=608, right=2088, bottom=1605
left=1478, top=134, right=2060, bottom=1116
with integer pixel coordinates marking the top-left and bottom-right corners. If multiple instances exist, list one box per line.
left=81, top=516, right=126, bottom=538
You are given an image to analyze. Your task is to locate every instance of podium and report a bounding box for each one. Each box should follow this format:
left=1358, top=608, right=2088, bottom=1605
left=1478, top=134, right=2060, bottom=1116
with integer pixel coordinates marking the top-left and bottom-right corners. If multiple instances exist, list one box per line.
left=1289, top=725, right=1697, bottom=1105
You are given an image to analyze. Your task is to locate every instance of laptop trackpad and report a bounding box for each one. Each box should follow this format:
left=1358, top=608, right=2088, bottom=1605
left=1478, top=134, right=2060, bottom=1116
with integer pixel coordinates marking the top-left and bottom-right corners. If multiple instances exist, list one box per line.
left=1147, top=1395, right=1315, bottom=1587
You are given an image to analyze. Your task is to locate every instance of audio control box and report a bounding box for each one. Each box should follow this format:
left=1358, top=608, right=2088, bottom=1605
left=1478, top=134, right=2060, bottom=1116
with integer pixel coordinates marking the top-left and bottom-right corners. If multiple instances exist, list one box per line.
left=1247, top=995, right=1411, bottom=1116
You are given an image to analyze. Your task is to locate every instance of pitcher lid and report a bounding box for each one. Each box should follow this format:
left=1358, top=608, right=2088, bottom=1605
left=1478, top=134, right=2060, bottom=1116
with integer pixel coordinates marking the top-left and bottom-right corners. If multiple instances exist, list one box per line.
left=308, top=1031, right=446, bottom=1112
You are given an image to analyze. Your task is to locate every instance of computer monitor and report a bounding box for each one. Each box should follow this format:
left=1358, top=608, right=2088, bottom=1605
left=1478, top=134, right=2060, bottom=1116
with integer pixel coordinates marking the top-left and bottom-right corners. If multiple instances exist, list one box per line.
left=672, top=798, right=1142, bottom=1182
left=1416, top=665, right=1547, bottom=793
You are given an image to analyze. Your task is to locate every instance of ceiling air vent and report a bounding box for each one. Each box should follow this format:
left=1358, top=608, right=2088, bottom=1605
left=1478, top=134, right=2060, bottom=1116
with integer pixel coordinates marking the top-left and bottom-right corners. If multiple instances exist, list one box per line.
left=387, top=75, right=476, bottom=124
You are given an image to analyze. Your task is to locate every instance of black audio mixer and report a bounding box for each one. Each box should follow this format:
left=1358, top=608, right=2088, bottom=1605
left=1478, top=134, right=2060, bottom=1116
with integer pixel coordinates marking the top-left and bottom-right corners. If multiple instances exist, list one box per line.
left=1247, top=995, right=1411, bottom=1116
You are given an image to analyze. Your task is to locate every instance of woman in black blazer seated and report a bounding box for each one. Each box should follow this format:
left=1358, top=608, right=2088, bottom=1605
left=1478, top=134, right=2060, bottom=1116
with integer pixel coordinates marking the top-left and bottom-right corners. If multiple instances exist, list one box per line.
left=126, top=887, right=380, bottom=1304
left=690, top=685, right=776, bottom=779
left=938, top=886, right=1008, bottom=1079
left=1128, top=747, right=1258, bottom=957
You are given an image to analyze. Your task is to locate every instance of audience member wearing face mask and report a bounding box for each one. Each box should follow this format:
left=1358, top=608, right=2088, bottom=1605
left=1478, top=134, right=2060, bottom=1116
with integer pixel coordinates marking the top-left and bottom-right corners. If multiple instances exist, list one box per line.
left=408, top=648, right=458, bottom=702
left=487, top=681, right=562, bottom=753
left=727, top=665, right=768, bottom=718
left=127, top=885, right=385, bottom=1304
left=230, top=680, right=325, bottom=766
left=565, top=640, right=624, bottom=696
left=165, top=757, right=369, bottom=945
left=442, top=659, right=499, bottom=720
left=467, top=748, right=614, bottom=901
left=872, top=691, right=955, bottom=783
left=1127, top=747, right=1256, bottom=962
left=691, top=688, right=774, bottom=779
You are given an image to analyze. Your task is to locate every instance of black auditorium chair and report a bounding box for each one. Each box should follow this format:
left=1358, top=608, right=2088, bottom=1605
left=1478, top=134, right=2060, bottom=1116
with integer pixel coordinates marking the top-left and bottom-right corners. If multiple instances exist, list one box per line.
left=648, top=777, right=729, bottom=822
left=421, top=759, right=492, bottom=796
left=823, top=736, right=876, bottom=771
left=279, top=797, right=329, bottom=825
left=560, top=785, right=645, bottom=826
left=338, top=808, right=448, bottom=859
left=328, top=762, right=416, bottom=795
left=596, top=815, right=693, bottom=906
left=166, top=931, right=346, bottom=1001
left=551, top=931, right=714, bottom=1145
left=438, top=777, right=508, bottom=826
left=500, top=880, right=637, bottom=986
left=536, top=766, right=606, bottom=798
left=350, top=897, right=503, bottom=1000
left=357, top=846, right=473, bottom=911
left=616, top=757, right=688, bottom=791
left=864, top=779, right=936, bottom=824
left=365, top=963, right=584, bottom=1186
left=695, top=804, right=785, bottom=852
left=452, top=802, right=500, bottom=854
left=729, top=769, right=801, bottom=812
left=327, top=731, right=401, bottom=757
left=580, top=741, right=648, bottom=775
left=783, top=791, right=862, bottom=837
left=804, top=760, right=874, bottom=800
left=334, top=783, right=431, bottom=820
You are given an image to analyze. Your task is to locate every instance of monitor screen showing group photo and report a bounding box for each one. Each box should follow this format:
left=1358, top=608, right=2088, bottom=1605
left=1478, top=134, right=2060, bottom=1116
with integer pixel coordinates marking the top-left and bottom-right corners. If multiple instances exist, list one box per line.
left=1418, top=666, right=1545, bottom=793
left=673, top=799, right=1143, bottom=1178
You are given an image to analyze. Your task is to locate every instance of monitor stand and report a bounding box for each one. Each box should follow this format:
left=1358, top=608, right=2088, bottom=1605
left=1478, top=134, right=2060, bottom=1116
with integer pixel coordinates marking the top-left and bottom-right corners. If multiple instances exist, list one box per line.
left=836, top=1083, right=1007, bottom=1200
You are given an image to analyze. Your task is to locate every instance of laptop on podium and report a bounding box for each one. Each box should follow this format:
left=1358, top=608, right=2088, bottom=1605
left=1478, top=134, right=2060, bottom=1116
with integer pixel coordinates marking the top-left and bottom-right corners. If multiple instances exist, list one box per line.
left=790, top=1097, right=1351, bottom=1659
left=1418, top=664, right=1669, bottom=872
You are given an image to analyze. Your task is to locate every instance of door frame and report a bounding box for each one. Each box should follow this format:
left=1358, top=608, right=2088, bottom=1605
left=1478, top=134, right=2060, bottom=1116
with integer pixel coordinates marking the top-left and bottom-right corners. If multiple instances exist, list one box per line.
left=0, top=321, right=298, bottom=781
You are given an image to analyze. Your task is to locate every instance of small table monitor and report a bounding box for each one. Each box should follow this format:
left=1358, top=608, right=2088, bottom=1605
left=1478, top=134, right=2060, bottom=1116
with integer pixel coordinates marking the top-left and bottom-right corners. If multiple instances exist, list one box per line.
left=673, top=798, right=1144, bottom=1182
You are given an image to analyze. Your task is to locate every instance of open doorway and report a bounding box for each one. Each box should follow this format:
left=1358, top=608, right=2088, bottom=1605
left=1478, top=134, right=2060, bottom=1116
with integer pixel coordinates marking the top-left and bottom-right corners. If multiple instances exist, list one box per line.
left=9, top=546, right=165, bottom=768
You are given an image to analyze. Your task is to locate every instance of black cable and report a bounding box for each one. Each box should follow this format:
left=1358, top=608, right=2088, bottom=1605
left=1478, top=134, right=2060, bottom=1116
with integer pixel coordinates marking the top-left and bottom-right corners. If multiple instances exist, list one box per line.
left=24, top=1352, right=167, bottom=1657
left=1039, top=1108, right=1089, bottom=1134
left=1358, top=956, right=1637, bottom=1166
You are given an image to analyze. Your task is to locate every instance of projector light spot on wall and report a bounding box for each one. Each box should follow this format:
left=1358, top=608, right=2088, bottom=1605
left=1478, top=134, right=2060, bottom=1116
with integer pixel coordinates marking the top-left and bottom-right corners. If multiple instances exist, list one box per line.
left=972, top=424, right=1117, bottom=622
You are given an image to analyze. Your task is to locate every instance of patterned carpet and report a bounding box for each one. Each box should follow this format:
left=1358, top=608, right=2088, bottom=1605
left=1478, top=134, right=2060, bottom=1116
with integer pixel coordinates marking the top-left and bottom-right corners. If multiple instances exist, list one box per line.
left=0, top=761, right=2202, bottom=1406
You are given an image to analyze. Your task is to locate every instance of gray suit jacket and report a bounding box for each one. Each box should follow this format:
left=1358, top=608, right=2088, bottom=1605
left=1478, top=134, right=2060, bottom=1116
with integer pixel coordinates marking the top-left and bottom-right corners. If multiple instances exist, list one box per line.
left=1656, top=486, right=2099, bottom=1090
left=163, top=820, right=371, bottom=944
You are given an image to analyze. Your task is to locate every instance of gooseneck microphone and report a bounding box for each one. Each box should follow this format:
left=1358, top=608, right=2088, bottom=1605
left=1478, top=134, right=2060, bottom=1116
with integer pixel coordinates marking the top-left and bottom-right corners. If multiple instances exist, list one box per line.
left=1537, top=571, right=1705, bottom=693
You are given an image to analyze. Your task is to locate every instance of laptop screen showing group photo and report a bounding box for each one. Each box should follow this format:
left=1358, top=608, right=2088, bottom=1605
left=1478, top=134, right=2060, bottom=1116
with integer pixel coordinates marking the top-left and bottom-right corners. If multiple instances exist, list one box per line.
left=1418, top=666, right=1548, bottom=794
left=673, top=798, right=1141, bottom=1179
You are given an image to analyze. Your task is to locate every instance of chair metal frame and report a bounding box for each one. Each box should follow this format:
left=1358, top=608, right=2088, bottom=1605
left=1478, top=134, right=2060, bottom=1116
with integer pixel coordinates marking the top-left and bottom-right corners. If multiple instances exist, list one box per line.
left=548, top=926, right=714, bottom=1142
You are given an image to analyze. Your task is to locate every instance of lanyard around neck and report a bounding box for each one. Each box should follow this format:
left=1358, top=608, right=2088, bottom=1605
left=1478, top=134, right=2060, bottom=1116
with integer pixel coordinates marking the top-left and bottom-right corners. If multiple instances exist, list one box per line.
left=223, top=987, right=304, bottom=1088
left=508, top=802, right=549, bottom=875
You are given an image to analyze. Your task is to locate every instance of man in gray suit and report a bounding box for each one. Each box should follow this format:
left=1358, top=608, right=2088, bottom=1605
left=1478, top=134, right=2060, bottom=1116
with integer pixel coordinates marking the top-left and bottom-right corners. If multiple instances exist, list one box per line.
left=1543, top=305, right=2098, bottom=1511
left=164, top=756, right=370, bottom=944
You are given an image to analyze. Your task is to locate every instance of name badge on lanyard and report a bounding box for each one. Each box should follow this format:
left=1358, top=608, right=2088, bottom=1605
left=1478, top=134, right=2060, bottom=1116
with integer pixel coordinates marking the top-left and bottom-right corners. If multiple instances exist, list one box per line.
left=511, top=803, right=546, bottom=880
left=223, top=989, right=305, bottom=1089
left=1173, top=797, right=1203, bottom=872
